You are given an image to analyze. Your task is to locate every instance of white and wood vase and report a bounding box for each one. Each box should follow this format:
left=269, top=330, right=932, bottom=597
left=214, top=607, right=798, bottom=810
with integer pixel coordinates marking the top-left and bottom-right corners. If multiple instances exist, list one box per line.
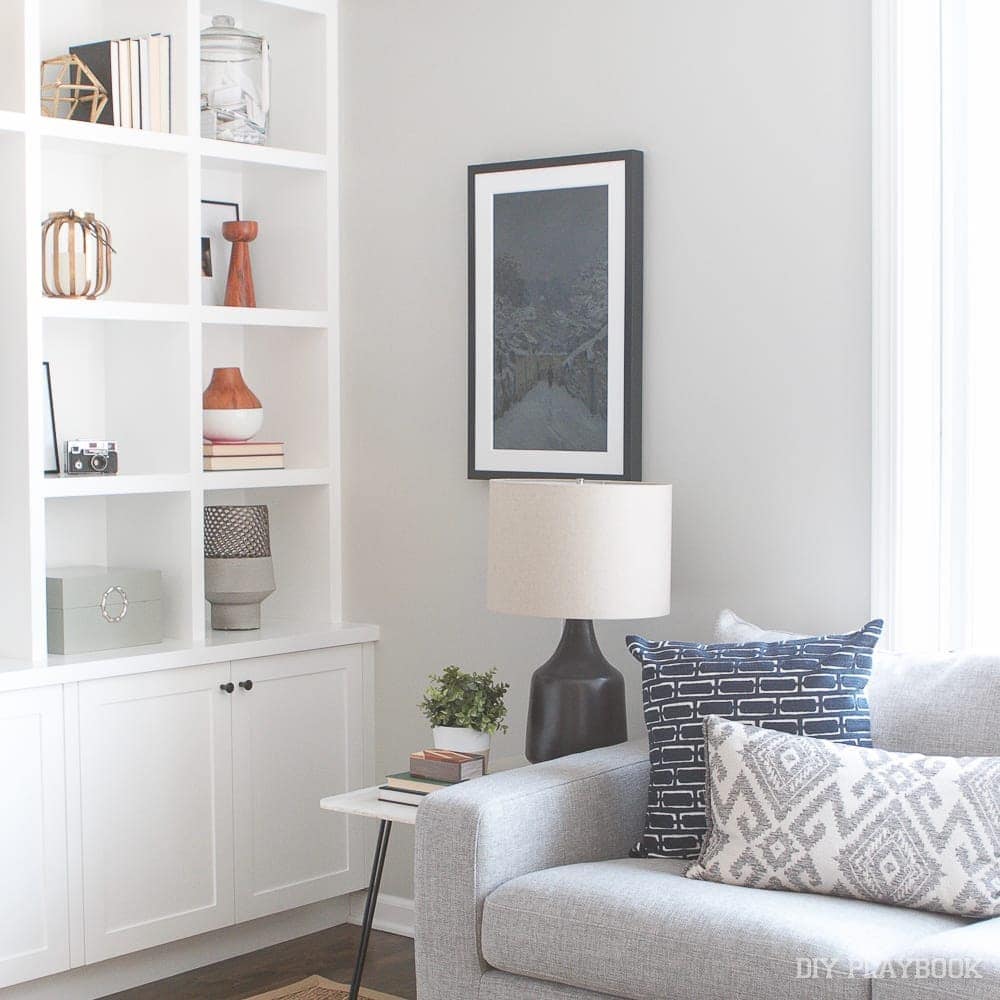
left=202, top=366, right=264, bottom=442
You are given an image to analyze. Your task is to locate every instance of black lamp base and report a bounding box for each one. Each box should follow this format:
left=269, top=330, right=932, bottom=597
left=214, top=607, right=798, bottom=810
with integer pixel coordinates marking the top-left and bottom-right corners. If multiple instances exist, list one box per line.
left=525, top=619, right=628, bottom=763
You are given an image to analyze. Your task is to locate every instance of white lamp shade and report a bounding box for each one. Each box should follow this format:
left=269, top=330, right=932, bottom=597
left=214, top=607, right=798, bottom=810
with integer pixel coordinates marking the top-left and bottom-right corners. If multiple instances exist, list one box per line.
left=488, top=480, right=671, bottom=620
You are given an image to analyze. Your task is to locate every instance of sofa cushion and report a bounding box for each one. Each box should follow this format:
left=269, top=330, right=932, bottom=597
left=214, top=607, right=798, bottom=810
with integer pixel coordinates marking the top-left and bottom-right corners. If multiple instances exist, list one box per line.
left=867, top=652, right=1000, bottom=757
left=687, top=716, right=1000, bottom=918
left=480, top=971, right=616, bottom=999
left=481, top=858, right=966, bottom=1000
left=871, top=919, right=1000, bottom=1000
left=626, top=620, right=883, bottom=859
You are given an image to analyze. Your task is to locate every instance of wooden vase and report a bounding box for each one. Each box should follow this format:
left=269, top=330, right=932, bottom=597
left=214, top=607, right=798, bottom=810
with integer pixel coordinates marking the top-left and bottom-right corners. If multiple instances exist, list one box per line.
left=203, top=367, right=262, bottom=410
left=222, top=220, right=258, bottom=308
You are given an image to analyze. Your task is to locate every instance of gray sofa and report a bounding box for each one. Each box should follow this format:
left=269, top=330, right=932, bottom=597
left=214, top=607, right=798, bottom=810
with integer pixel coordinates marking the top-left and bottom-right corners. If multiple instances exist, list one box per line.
left=414, top=652, right=1000, bottom=999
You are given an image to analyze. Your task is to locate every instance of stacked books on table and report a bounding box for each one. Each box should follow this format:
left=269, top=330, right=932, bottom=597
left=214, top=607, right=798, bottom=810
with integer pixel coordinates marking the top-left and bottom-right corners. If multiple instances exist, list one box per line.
left=68, top=35, right=172, bottom=131
left=203, top=442, right=285, bottom=472
left=377, top=750, right=486, bottom=807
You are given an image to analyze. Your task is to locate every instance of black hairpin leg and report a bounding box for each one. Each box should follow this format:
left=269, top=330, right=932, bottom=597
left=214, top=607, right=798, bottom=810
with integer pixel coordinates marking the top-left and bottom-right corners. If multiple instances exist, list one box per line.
left=349, top=819, right=392, bottom=1000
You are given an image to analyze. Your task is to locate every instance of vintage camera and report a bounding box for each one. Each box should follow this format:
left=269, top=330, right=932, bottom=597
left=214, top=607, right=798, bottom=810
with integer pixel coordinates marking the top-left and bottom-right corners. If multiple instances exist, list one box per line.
left=65, top=440, right=119, bottom=476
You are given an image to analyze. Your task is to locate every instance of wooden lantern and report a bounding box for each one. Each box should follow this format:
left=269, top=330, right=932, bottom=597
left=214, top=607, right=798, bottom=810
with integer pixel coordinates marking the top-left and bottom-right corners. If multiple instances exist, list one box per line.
left=41, top=210, right=114, bottom=299
left=40, top=55, right=108, bottom=124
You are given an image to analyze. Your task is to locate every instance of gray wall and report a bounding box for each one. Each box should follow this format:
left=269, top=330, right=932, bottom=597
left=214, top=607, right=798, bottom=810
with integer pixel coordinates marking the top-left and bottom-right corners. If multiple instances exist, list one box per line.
left=340, top=0, right=872, bottom=899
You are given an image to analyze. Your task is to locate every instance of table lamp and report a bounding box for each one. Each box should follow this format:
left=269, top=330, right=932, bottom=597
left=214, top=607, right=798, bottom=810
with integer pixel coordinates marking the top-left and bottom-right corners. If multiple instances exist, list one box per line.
left=488, top=479, right=672, bottom=763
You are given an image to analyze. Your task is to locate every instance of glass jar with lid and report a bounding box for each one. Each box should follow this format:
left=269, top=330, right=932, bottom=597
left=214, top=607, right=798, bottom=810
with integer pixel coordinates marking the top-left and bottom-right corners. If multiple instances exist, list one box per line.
left=201, top=15, right=270, bottom=145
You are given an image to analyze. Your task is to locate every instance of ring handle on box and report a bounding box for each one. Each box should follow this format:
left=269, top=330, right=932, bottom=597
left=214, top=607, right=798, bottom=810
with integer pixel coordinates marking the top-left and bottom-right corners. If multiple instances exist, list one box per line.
left=100, top=585, right=129, bottom=624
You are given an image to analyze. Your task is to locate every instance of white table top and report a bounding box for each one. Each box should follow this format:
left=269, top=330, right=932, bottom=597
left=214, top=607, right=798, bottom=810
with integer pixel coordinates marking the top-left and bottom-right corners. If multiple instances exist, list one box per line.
left=319, top=785, right=418, bottom=826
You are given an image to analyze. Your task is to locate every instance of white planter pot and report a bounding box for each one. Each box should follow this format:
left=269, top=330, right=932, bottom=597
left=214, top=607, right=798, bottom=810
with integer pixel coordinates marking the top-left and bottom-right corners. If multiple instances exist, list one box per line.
left=432, top=726, right=491, bottom=755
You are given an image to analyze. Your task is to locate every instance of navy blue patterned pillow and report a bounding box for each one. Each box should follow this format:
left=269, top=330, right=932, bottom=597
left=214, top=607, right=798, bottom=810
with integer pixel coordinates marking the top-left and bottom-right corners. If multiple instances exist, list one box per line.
left=625, top=619, right=883, bottom=860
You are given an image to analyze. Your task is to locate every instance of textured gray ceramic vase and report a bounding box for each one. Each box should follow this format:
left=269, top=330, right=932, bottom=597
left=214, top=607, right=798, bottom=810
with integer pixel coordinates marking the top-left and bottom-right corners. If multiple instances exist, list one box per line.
left=204, top=505, right=275, bottom=630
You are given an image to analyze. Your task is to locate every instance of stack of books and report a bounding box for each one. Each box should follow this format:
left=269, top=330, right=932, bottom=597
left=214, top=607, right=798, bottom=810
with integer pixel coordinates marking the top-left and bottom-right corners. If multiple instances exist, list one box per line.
left=377, top=750, right=486, bottom=807
left=68, top=35, right=172, bottom=131
left=203, top=442, right=285, bottom=472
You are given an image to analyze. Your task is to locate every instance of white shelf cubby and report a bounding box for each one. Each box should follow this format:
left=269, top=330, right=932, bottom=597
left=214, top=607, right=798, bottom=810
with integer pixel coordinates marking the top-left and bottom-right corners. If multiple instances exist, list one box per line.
left=202, top=322, right=329, bottom=468
left=44, top=317, right=192, bottom=475
left=39, top=0, right=194, bottom=137
left=40, top=137, right=191, bottom=304
left=201, top=484, right=332, bottom=640
left=45, top=491, right=196, bottom=643
left=201, top=0, right=326, bottom=155
left=201, top=159, right=327, bottom=310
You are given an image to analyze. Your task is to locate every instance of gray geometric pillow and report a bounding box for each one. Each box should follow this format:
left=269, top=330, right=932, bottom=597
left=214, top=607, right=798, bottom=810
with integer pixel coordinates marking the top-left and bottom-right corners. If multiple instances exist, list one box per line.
left=686, top=715, right=1000, bottom=918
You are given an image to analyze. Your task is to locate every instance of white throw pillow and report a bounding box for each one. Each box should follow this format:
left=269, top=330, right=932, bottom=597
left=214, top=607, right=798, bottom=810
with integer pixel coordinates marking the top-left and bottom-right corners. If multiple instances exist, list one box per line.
left=713, top=608, right=805, bottom=644
left=686, top=715, right=1000, bottom=918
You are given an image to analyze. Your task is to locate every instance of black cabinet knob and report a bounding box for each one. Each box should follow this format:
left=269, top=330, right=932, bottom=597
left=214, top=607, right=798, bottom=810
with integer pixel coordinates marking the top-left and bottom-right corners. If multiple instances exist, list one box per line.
left=239, top=679, right=254, bottom=691
left=220, top=682, right=235, bottom=693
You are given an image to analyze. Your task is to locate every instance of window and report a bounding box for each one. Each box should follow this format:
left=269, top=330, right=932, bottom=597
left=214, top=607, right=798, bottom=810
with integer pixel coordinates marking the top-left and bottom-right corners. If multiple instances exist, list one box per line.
left=874, top=0, right=1000, bottom=650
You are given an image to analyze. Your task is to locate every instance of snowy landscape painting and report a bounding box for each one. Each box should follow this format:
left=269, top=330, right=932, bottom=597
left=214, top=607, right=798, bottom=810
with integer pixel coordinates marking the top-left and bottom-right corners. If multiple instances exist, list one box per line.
left=492, top=186, right=608, bottom=453
left=469, top=151, right=643, bottom=479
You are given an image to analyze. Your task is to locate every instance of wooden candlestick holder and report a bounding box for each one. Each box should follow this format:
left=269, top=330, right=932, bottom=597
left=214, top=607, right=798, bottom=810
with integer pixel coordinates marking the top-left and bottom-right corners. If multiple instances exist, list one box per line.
left=222, top=220, right=258, bottom=308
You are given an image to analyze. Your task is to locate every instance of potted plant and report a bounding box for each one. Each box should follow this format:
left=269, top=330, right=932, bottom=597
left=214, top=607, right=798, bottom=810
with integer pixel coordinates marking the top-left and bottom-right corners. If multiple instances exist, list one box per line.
left=420, top=666, right=509, bottom=757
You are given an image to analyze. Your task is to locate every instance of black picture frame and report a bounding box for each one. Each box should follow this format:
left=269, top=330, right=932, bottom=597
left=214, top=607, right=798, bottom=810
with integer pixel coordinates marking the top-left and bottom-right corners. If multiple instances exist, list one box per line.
left=201, top=199, right=240, bottom=305
left=468, top=149, right=643, bottom=481
left=43, top=362, right=59, bottom=474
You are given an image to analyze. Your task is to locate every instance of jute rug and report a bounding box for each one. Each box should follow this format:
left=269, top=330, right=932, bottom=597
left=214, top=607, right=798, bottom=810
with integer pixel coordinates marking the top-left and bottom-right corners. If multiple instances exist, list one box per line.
left=244, top=975, right=404, bottom=1000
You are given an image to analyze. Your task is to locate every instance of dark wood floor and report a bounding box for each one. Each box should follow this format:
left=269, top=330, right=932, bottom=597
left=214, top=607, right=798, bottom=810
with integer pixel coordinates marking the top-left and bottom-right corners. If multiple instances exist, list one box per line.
left=102, top=925, right=416, bottom=1000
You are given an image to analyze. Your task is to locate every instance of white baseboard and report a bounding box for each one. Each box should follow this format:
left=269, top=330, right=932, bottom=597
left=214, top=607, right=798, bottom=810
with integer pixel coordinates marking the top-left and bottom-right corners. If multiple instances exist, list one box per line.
left=348, top=891, right=415, bottom=939
left=2, top=897, right=350, bottom=1000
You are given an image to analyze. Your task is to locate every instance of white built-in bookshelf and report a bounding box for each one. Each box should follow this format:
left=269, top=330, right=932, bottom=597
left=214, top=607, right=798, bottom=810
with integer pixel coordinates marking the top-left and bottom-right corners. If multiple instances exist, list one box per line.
left=0, top=0, right=344, bottom=670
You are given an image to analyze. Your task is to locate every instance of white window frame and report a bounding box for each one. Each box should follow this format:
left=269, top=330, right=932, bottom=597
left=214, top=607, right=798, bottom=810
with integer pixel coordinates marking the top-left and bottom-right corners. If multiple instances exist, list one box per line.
left=872, top=0, right=969, bottom=652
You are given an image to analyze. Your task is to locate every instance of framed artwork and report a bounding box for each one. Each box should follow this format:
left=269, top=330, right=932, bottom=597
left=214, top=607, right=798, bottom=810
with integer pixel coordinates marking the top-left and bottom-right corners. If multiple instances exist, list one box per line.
left=43, top=362, right=59, bottom=474
left=468, top=150, right=643, bottom=480
left=201, top=199, right=240, bottom=306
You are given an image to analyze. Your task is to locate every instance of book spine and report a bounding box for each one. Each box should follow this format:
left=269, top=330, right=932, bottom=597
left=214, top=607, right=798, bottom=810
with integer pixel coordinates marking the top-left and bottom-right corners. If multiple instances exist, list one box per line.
left=377, top=790, right=422, bottom=806
left=386, top=779, right=455, bottom=794
left=203, top=458, right=286, bottom=471
left=162, top=35, right=172, bottom=133
left=148, top=36, right=160, bottom=132
left=203, top=443, right=286, bottom=456
left=129, top=39, right=140, bottom=129
left=410, top=759, right=464, bottom=782
left=138, top=36, right=150, bottom=130
left=410, top=755, right=483, bottom=782
left=110, top=41, right=120, bottom=126
left=117, top=40, right=131, bottom=128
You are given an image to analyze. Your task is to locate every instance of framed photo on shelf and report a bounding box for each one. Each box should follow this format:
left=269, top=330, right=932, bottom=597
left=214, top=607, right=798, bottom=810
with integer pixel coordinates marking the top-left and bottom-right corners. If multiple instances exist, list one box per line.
left=43, top=362, right=59, bottom=474
left=468, top=150, right=643, bottom=480
left=201, top=199, right=240, bottom=306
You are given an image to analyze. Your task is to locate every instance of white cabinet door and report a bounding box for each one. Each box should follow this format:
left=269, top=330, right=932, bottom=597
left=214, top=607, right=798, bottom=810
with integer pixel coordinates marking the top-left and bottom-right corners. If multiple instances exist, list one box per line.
left=0, top=687, right=69, bottom=988
left=77, top=663, right=235, bottom=962
left=232, top=645, right=366, bottom=921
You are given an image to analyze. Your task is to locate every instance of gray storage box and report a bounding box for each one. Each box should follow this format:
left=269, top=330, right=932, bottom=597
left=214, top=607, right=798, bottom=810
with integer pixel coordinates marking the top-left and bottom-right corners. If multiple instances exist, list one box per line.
left=47, top=566, right=163, bottom=655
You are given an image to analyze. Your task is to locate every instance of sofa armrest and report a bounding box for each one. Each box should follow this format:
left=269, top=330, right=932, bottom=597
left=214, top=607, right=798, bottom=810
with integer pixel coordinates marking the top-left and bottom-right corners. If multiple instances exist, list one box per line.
left=413, top=738, right=649, bottom=1000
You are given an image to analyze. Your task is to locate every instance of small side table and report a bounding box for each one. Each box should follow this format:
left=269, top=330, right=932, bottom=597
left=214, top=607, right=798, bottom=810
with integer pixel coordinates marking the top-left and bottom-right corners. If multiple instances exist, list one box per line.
left=320, top=787, right=417, bottom=1000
